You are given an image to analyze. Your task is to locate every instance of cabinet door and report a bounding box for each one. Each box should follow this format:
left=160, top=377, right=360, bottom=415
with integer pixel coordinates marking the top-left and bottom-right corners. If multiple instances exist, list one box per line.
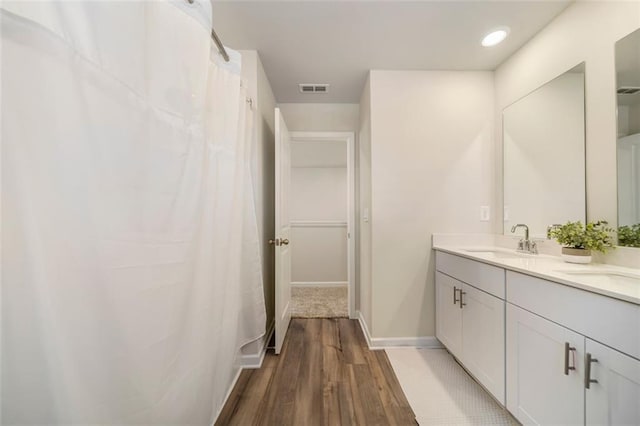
left=506, top=304, right=584, bottom=425
left=436, top=272, right=462, bottom=357
left=461, top=283, right=505, bottom=404
left=585, top=339, right=640, bottom=425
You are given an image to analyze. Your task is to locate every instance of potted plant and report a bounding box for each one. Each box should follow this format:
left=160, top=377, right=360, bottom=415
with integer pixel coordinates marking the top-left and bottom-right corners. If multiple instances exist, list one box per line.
left=548, top=220, right=614, bottom=263
left=618, top=224, right=640, bottom=248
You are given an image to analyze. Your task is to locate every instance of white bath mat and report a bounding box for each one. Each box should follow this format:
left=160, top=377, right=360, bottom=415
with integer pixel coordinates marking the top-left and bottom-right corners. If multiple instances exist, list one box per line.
left=385, top=348, right=517, bottom=425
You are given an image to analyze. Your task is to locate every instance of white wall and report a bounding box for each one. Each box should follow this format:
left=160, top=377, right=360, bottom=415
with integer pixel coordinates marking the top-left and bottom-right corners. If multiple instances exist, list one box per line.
left=239, top=50, right=276, bottom=354
left=494, top=1, right=640, bottom=230
left=256, top=53, right=276, bottom=332
left=291, top=226, right=348, bottom=283
left=618, top=133, right=640, bottom=226
left=629, top=103, right=640, bottom=135
left=358, top=76, right=373, bottom=328
left=256, top=53, right=277, bottom=330
left=277, top=103, right=360, bottom=132
left=364, top=70, right=494, bottom=338
left=291, top=166, right=348, bottom=284
left=619, top=105, right=630, bottom=137
left=291, top=167, right=347, bottom=221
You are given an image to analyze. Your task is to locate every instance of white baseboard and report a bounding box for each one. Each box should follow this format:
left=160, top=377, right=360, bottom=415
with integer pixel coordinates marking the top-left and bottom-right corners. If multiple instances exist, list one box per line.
left=356, top=311, right=444, bottom=350
left=213, top=366, right=243, bottom=426
left=291, top=281, right=348, bottom=287
left=357, top=310, right=374, bottom=348
left=239, top=321, right=274, bottom=369
left=214, top=322, right=275, bottom=425
left=290, top=220, right=347, bottom=228
left=369, top=336, right=443, bottom=350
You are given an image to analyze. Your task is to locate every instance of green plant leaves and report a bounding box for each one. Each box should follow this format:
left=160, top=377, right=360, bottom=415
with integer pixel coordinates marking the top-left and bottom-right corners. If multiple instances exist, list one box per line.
left=618, top=223, right=640, bottom=248
left=549, top=220, right=614, bottom=253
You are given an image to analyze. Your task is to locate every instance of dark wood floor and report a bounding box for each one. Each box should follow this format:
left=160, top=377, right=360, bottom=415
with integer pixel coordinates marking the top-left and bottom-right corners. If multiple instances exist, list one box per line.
left=216, top=318, right=417, bottom=426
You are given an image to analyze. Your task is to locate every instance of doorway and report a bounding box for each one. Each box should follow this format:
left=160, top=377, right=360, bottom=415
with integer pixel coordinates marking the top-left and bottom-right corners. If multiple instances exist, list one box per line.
left=289, top=132, right=355, bottom=319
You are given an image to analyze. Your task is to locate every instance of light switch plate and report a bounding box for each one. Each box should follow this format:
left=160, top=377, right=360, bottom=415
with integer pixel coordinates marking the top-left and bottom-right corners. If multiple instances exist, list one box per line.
left=480, top=206, right=490, bottom=222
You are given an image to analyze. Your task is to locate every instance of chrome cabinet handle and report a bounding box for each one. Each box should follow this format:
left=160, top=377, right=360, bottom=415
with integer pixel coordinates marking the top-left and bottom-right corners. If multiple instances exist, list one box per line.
left=459, top=291, right=466, bottom=309
left=281, top=239, right=289, bottom=246
left=585, top=353, right=598, bottom=389
left=564, top=342, right=576, bottom=375
left=453, top=286, right=460, bottom=305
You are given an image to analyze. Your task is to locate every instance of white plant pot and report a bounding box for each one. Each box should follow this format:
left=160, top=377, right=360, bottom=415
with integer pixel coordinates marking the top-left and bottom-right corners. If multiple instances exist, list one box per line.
left=561, top=247, right=592, bottom=264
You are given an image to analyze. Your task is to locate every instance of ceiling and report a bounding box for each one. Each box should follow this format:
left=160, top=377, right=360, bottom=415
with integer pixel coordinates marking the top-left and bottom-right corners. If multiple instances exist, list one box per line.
left=212, top=1, right=572, bottom=103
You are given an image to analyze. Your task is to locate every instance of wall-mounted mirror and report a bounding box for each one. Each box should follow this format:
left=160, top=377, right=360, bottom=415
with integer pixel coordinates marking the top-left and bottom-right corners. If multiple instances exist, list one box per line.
left=616, top=28, right=640, bottom=248
left=503, top=63, right=586, bottom=238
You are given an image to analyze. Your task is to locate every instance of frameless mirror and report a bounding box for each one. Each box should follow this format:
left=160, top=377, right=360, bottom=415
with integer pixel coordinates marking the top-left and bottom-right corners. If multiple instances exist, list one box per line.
left=616, top=28, right=640, bottom=248
left=503, top=63, right=586, bottom=238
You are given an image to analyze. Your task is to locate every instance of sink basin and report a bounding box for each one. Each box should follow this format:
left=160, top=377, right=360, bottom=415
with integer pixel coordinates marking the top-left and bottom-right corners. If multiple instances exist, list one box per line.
left=462, top=248, right=532, bottom=259
left=554, top=269, right=640, bottom=285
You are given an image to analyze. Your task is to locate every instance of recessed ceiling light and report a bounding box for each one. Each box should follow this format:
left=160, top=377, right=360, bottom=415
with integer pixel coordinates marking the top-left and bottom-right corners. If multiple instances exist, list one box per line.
left=482, top=27, right=510, bottom=47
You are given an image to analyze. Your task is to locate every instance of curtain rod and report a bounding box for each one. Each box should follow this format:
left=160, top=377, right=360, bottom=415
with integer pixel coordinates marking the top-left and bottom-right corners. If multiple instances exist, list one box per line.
left=186, top=0, right=230, bottom=62
left=211, top=27, right=230, bottom=62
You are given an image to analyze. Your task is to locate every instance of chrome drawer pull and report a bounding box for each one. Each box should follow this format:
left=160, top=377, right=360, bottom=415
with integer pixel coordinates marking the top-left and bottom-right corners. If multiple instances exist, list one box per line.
left=564, top=342, right=576, bottom=375
left=585, top=353, right=598, bottom=389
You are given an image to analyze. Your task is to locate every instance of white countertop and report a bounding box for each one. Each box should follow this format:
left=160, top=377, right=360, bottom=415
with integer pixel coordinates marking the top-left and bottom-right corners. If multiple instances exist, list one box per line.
left=433, top=245, right=640, bottom=306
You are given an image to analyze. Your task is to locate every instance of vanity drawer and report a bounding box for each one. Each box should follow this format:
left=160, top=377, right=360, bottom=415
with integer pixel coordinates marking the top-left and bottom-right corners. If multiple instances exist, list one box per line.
left=507, top=271, right=640, bottom=360
left=436, top=251, right=505, bottom=299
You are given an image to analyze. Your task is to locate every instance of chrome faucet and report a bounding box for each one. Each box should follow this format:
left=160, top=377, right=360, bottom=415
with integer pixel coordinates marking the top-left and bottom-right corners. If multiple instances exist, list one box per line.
left=511, top=223, right=538, bottom=254
left=511, top=224, right=529, bottom=240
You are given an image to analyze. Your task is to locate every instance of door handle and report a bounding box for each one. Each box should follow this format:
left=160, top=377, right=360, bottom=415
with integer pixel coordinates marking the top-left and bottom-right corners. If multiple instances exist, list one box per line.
left=281, top=239, right=289, bottom=246
left=453, top=286, right=460, bottom=305
left=268, top=238, right=280, bottom=246
left=585, top=353, right=598, bottom=389
left=564, top=342, right=576, bottom=375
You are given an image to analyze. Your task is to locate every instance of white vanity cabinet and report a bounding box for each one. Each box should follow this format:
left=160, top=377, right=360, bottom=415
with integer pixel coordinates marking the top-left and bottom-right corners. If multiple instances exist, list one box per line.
left=506, top=271, right=640, bottom=426
left=585, top=339, right=640, bottom=425
left=461, top=283, right=505, bottom=402
left=435, top=252, right=506, bottom=404
left=506, top=304, right=584, bottom=425
left=434, top=248, right=640, bottom=425
left=435, top=271, right=463, bottom=356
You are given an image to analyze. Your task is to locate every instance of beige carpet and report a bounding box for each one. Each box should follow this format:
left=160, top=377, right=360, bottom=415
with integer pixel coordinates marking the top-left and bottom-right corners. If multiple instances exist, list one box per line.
left=291, top=286, right=348, bottom=318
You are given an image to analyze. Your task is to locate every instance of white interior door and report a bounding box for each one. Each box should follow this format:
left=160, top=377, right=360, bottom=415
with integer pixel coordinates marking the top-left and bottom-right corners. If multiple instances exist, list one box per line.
left=273, top=108, right=292, bottom=354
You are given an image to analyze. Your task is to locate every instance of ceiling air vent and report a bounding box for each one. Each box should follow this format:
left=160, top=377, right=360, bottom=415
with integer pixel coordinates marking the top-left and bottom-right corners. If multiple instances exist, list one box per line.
left=299, top=83, right=330, bottom=94
left=617, top=86, right=640, bottom=94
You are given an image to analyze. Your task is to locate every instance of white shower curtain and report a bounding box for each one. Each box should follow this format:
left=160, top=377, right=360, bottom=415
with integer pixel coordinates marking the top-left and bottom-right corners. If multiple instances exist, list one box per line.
left=1, top=1, right=266, bottom=424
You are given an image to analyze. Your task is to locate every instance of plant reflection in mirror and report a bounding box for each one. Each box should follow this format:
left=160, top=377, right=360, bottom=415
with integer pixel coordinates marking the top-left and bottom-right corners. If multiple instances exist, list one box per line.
left=618, top=224, right=640, bottom=248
